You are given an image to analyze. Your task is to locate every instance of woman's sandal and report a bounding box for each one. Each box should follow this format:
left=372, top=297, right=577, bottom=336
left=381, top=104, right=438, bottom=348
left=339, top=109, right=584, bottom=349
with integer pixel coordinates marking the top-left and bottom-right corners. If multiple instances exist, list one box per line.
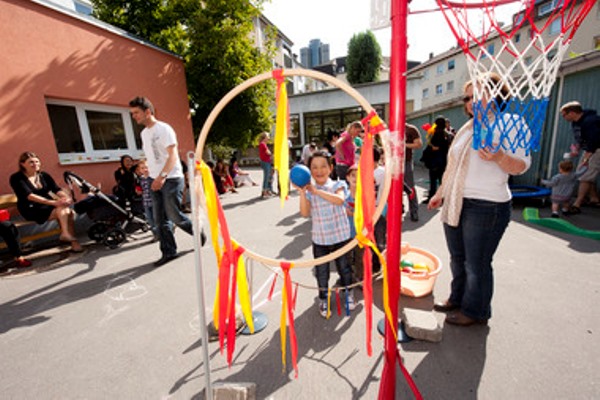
left=59, top=235, right=77, bottom=243
left=71, top=242, right=84, bottom=253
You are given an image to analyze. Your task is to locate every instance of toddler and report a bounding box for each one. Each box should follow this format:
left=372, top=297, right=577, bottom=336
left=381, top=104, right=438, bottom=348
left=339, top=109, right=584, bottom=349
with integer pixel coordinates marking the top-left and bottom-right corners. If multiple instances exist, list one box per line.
left=296, top=150, right=355, bottom=318
left=344, top=165, right=363, bottom=283
left=135, top=160, right=157, bottom=239
left=541, top=160, right=579, bottom=218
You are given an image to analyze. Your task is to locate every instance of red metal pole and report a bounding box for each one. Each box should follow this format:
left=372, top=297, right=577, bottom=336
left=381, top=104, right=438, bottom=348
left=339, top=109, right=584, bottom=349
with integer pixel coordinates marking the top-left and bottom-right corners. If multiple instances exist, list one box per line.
left=379, top=0, right=408, bottom=398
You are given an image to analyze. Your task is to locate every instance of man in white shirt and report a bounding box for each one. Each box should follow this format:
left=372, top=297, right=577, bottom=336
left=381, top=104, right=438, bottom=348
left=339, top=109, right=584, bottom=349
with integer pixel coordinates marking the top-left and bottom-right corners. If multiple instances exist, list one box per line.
left=129, top=96, right=201, bottom=266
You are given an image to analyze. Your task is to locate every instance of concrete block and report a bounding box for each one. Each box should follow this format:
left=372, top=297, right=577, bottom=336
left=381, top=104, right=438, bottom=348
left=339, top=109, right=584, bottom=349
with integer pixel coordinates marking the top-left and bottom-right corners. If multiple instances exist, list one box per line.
left=402, top=308, right=443, bottom=343
left=206, top=382, right=256, bottom=400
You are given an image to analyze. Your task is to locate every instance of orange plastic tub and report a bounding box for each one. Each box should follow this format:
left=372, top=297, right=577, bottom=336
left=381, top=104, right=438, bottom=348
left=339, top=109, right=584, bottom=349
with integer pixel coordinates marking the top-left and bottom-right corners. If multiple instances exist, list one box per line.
left=399, top=243, right=442, bottom=298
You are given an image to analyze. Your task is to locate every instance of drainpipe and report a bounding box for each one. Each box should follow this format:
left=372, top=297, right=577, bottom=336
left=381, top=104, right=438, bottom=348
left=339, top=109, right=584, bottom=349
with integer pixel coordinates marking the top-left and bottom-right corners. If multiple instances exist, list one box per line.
left=547, top=73, right=565, bottom=179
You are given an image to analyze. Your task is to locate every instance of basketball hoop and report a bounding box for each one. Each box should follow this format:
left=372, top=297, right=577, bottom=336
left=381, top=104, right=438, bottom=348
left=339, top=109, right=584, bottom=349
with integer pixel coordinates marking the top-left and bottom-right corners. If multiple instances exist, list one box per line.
left=436, top=0, right=596, bottom=154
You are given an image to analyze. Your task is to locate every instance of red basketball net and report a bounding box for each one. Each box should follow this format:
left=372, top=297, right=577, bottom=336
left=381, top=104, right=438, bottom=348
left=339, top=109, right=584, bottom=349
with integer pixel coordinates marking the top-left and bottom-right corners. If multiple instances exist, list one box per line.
left=435, top=0, right=596, bottom=153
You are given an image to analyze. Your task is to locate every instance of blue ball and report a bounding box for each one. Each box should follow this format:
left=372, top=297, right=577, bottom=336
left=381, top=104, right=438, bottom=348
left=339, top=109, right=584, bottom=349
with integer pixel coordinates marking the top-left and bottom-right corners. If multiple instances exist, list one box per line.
left=289, top=164, right=311, bottom=187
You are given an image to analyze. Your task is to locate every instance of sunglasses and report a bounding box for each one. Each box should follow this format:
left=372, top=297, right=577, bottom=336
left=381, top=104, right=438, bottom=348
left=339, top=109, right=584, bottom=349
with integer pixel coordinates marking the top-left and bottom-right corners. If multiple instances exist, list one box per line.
left=462, top=95, right=473, bottom=103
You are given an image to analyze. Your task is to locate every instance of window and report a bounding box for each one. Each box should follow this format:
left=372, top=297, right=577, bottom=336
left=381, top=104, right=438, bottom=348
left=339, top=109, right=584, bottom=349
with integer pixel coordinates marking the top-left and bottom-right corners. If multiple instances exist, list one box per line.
left=74, top=1, right=93, bottom=15
left=422, top=88, right=429, bottom=99
left=487, top=43, right=495, bottom=56
left=548, top=19, right=561, bottom=35
left=446, top=80, right=455, bottom=92
left=46, top=99, right=143, bottom=165
left=423, top=69, right=430, bottom=80
left=539, top=0, right=559, bottom=17
left=546, top=49, right=558, bottom=61
left=435, top=84, right=443, bottom=95
left=447, top=59, right=455, bottom=70
left=595, top=35, right=600, bottom=50
left=436, top=64, right=444, bottom=75
left=289, top=114, right=300, bottom=145
left=515, top=33, right=521, bottom=43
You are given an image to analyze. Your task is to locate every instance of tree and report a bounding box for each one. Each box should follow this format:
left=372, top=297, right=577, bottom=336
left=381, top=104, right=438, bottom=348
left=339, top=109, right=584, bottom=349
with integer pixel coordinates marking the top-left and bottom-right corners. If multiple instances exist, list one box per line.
left=92, top=0, right=275, bottom=149
left=346, top=31, right=382, bottom=85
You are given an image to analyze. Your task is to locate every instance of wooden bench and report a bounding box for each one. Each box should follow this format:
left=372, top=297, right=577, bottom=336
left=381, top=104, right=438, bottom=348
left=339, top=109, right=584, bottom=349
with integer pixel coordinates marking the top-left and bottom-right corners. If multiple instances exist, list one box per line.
left=0, top=194, right=61, bottom=251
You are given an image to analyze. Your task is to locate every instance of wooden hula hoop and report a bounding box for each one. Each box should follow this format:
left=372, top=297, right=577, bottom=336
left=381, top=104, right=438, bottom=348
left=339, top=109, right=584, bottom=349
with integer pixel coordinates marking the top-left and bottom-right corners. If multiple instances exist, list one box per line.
left=194, top=68, right=393, bottom=268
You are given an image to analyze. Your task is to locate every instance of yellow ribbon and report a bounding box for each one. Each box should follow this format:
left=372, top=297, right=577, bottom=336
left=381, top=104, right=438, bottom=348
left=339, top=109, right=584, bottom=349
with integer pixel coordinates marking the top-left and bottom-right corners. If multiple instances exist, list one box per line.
left=274, top=73, right=290, bottom=206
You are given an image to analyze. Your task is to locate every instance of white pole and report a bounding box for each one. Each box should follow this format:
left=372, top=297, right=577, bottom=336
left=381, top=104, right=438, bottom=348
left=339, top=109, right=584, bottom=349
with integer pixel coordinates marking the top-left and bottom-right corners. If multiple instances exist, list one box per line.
left=187, top=152, right=213, bottom=400
left=547, top=74, right=565, bottom=179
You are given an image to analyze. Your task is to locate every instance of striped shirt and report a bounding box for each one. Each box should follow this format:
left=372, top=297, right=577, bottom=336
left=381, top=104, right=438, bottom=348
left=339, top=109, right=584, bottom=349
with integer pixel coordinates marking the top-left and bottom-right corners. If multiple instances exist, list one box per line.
left=306, top=179, right=351, bottom=245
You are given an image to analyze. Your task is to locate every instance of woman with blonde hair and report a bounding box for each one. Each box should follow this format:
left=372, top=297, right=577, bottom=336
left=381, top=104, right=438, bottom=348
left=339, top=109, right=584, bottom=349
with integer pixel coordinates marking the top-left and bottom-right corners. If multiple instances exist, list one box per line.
left=428, top=73, right=530, bottom=326
left=10, top=152, right=82, bottom=252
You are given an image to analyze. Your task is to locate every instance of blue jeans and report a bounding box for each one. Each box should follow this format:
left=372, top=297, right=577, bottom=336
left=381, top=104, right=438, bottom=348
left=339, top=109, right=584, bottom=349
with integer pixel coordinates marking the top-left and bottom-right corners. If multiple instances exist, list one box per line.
left=313, top=240, right=353, bottom=300
left=260, top=161, right=272, bottom=191
left=443, top=198, right=511, bottom=320
left=151, top=177, right=193, bottom=257
left=144, top=205, right=157, bottom=236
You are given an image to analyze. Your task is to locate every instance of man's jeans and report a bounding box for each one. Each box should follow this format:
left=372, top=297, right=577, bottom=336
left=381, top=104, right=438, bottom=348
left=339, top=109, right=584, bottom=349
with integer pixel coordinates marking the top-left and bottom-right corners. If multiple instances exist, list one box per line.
left=443, top=198, right=511, bottom=321
left=151, top=177, right=193, bottom=257
left=313, top=240, right=353, bottom=300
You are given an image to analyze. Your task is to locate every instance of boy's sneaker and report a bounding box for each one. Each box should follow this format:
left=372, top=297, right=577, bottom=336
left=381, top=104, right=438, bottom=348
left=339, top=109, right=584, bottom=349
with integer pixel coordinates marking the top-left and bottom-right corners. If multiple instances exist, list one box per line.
left=319, top=300, right=328, bottom=318
left=346, top=292, right=356, bottom=312
left=551, top=212, right=560, bottom=218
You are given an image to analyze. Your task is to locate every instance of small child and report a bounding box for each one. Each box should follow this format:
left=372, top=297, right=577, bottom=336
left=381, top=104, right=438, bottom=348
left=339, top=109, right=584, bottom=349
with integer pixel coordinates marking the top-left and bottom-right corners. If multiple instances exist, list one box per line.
left=541, top=160, right=579, bottom=218
left=135, top=160, right=158, bottom=239
left=296, top=150, right=356, bottom=318
left=372, top=147, right=386, bottom=273
left=344, top=165, right=363, bottom=283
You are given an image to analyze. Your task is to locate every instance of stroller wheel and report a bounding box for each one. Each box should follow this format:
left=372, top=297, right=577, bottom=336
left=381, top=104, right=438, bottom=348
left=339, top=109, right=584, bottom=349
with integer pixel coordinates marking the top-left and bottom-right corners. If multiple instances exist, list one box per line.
left=88, top=222, right=109, bottom=242
left=103, top=228, right=126, bottom=249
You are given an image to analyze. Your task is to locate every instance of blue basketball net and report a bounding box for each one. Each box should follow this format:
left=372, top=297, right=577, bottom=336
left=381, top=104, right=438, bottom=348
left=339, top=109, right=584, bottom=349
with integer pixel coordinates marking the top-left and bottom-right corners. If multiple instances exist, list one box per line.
left=472, top=96, right=549, bottom=156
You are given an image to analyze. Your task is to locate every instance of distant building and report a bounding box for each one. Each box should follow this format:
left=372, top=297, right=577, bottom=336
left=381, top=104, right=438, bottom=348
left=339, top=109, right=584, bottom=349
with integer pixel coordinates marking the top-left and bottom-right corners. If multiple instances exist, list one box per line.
left=300, top=39, right=331, bottom=68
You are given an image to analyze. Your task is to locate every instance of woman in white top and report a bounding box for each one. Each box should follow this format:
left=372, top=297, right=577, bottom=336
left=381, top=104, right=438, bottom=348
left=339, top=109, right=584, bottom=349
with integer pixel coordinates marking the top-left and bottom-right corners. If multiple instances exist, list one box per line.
left=428, top=73, right=531, bottom=326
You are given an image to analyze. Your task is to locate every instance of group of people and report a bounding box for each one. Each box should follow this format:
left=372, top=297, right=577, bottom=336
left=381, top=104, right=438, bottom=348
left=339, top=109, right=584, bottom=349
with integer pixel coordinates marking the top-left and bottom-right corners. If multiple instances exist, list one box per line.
left=1, top=97, right=200, bottom=271
left=2, top=84, right=596, bottom=330
left=545, top=101, right=600, bottom=216
left=292, top=73, right=598, bottom=325
left=207, top=157, right=258, bottom=196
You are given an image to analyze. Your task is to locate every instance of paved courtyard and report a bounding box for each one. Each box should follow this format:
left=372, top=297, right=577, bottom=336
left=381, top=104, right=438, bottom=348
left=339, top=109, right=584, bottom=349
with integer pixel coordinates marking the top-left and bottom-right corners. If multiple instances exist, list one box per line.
left=0, top=167, right=598, bottom=399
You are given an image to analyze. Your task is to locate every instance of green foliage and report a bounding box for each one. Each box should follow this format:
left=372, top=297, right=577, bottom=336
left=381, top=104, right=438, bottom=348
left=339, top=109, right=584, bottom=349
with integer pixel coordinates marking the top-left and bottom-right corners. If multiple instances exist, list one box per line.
left=208, top=143, right=235, bottom=161
left=346, top=31, right=382, bottom=85
left=91, top=0, right=275, bottom=150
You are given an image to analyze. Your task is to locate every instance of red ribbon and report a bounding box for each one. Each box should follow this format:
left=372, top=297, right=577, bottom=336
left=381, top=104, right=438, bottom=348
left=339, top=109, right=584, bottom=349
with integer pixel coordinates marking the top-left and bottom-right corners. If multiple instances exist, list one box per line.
left=280, top=262, right=298, bottom=377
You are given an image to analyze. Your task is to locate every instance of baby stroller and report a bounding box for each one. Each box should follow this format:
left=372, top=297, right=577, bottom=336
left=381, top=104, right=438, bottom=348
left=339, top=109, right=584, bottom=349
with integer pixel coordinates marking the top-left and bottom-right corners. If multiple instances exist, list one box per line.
left=64, top=171, right=150, bottom=248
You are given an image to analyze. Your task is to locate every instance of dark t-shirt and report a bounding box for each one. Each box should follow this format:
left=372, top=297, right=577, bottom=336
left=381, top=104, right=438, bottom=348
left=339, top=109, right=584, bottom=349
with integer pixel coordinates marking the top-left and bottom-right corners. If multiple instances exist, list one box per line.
left=9, top=171, right=61, bottom=224
left=573, top=109, right=600, bottom=152
left=405, top=124, right=420, bottom=162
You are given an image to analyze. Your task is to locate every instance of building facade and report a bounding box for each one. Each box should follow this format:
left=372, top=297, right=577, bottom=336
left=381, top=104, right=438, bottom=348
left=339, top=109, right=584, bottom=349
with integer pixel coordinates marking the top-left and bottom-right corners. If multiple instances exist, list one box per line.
left=0, top=0, right=194, bottom=193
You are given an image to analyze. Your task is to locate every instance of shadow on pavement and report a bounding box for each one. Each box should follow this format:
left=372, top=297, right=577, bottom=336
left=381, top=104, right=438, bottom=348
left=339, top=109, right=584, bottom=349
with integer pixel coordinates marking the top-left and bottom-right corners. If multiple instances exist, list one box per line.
left=182, top=298, right=367, bottom=399
left=0, top=240, right=161, bottom=335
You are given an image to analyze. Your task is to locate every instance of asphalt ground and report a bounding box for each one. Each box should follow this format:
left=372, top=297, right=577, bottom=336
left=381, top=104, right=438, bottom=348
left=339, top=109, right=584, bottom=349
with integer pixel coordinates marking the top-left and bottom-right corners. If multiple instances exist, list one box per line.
left=0, top=166, right=598, bottom=399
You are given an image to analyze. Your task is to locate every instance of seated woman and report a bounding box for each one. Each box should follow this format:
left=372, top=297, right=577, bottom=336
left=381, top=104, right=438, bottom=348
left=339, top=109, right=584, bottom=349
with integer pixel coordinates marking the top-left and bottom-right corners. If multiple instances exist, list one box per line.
left=113, top=155, right=138, bottom=202
left=215, top=159, right=237, bottom=194
left=0, top=220, right=32, bottom=270
left=229, top=157, right=258, bottom=187
left=9, top=151, right=82, bottom=252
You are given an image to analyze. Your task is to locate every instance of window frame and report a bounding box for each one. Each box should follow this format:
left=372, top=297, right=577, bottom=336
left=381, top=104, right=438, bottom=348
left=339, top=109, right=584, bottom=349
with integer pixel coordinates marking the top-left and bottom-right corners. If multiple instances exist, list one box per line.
left=46, top=98, right=143, bottom=165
